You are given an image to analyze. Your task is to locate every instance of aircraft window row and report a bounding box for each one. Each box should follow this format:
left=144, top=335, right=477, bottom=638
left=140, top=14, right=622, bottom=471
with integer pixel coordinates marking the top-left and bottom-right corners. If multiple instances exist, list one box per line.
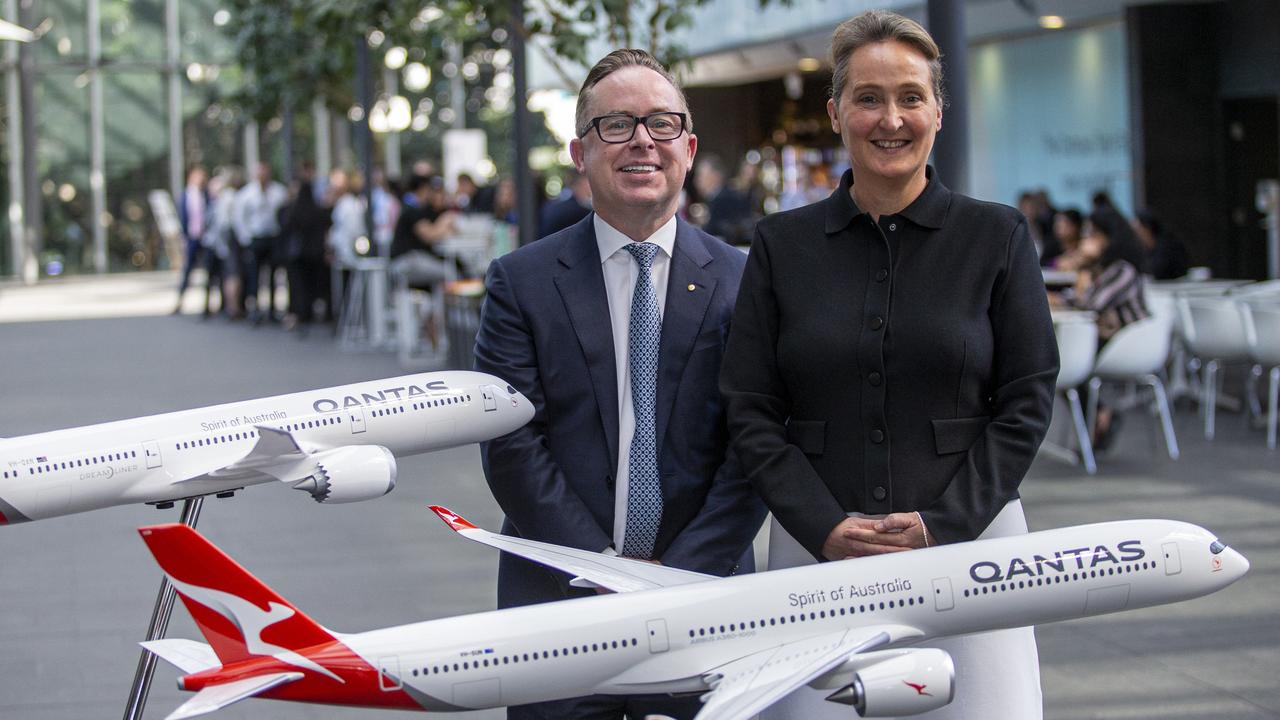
left=29, top=450, right=138, bottom=475
left=284, top=417, right=341, bottom=432
left=688, top=596, right=929, bottom=639
left=409, top=638, right=641, bottom=678
left=410, top=394, right=472, bottom=411
left=961, top=561, right=1157, bottom=598
left=372, top=406, right=405, bottom=418
left=175, top=429, right=260, bottom=451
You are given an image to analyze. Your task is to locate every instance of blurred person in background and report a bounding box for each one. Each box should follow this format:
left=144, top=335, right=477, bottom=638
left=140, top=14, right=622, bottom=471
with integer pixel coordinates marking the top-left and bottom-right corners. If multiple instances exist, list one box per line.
left=326, top=169, right=368, bottom=269
left=491, top=176, right=518, bottom=226
left=1019, top=189, right=1059, bottom=265
left=280, top=178, right=333, bottom=333
left=390, top=174, right=457, bottom=348
left=455, top=172, right=495, bottom=214
left=1050, top=208, right=1150, bottom=449
left=234, top=161, right=289, bottom=324
left=721, top=10, right=1055, bottom=718
left=371, top=167, right=402, bottom=257
left=173, top=164, right=209, bottom=315
left=539, top=170, right=592, bottom=238
left=693, top=154, right=753, bottom=245
left=1049, top=207, right=1086, bottom=269
left=204, top=166, right=245, bottom=319
left=1134, top=208, right=1189, bottom=280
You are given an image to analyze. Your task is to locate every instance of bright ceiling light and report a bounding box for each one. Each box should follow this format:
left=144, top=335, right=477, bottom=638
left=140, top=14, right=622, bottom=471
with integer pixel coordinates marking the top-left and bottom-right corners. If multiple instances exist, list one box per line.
left=1039, top=15, right=1065, bottom=29
left=797, top=57, right=821, bottom=72
left=385, top=46, right=407, bottom=70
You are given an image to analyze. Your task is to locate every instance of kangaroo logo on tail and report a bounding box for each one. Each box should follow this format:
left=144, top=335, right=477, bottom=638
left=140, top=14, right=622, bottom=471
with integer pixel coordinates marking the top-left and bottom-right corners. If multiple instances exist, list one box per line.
left=165, top=576, right=343, bottom=682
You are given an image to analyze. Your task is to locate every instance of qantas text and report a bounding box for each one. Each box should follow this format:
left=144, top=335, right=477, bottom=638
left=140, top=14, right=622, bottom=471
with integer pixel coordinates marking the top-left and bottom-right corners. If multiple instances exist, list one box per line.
left=312, top=381, right=451, bottom=413
left=969, top=540, right=1146, bottom=584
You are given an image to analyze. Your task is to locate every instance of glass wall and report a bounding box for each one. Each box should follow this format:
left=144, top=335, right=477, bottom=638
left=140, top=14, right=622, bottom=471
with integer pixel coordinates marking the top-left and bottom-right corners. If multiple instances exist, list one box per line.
left=968, top=21, right=1132, bottom=213
left=3, top=0, right=244, bottom=279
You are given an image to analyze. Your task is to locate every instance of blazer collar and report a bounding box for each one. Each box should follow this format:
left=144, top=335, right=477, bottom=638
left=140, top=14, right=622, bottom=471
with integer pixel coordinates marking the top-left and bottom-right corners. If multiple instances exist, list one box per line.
left=825, top=165, right=951, bottom=234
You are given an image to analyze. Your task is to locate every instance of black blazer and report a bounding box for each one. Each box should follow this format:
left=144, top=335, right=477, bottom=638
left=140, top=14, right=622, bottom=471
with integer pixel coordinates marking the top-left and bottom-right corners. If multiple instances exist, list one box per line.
left=475, top=214, right=765, bottom=608
left=720, top=170, right=1058, bottom=559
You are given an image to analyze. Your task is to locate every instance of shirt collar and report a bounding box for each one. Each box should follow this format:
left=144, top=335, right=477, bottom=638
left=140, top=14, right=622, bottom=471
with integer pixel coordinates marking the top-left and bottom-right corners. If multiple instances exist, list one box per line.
left=595, top=213, right=677, bottom=264
left=825, top=165, right=950, bottom=234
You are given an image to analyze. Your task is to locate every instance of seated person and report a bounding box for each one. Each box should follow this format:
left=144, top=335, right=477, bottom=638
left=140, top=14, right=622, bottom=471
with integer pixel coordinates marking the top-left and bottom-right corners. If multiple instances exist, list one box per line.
left=390, top=174, right=457, bottom=292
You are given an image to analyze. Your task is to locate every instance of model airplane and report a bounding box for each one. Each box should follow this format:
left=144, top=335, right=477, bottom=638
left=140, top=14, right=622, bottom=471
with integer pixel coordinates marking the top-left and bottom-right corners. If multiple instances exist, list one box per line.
left=139, top=506, right=1248, bottom=719
left=0, top=372, right=532, bottom=525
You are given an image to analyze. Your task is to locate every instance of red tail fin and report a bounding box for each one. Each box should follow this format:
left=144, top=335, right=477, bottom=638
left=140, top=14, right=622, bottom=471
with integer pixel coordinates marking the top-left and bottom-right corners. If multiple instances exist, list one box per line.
left=137, top=524, right=339, bottom=667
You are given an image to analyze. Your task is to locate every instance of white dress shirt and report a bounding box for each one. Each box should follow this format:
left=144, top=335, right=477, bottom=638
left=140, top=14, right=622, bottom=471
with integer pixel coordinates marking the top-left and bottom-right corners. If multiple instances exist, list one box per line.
left=594, top=213, right=676, bottom=554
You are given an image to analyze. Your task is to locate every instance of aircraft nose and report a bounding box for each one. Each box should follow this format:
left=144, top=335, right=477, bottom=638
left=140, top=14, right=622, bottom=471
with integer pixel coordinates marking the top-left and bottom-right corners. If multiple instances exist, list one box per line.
left=1220, top=547, right=1250, bottom=583
left=498, top=383, right=535, bottom=425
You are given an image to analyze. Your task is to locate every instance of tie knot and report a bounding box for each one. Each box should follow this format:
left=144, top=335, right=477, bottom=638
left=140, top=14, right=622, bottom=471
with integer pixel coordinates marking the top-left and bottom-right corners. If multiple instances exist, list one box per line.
left=623, top=242, right=660, bottom=270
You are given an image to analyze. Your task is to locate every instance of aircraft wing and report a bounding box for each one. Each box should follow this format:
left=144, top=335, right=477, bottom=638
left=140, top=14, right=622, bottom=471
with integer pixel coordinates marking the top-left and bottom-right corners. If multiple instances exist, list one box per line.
left=692, top=624, right=924, bottom=720
left=430, top=505, right=715, bottom=592
left=170, top=424, right=306, bottom=483
left=164, top=671, right=302, bottom=720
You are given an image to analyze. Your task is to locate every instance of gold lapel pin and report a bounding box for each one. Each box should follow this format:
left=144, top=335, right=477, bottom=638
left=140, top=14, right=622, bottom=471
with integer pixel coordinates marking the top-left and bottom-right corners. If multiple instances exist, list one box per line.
left=687, top=284, right=696, bottom=291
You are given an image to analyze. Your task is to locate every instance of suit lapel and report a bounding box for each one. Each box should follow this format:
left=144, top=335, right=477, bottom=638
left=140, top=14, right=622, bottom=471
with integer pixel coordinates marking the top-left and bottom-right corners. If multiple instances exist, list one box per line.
left=656, top=221, right=716, bottom=457
left=553, top=222, right=621, bottom=467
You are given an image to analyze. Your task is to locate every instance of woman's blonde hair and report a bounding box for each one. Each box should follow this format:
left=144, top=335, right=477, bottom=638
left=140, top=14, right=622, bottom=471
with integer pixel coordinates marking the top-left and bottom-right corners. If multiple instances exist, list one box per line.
left=830, top=10, right=947, bottom=108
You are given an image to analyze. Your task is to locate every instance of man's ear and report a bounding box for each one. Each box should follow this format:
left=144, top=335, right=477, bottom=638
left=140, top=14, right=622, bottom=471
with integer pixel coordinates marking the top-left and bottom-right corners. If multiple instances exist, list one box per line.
left=685, top=133, right=698, bottom=171
left=569, top=138, right=586, bottom=173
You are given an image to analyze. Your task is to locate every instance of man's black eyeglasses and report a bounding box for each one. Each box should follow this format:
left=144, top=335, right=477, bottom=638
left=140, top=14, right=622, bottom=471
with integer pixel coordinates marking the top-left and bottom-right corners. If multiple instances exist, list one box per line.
left=580, top=112, right=688, bottom=143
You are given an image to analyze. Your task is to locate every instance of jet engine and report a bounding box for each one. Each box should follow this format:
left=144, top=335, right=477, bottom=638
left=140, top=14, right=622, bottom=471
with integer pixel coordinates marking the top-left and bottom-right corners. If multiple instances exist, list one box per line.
left=824, top=648, right=954, bottom=717
left=291, top=446, right=397, bottom=504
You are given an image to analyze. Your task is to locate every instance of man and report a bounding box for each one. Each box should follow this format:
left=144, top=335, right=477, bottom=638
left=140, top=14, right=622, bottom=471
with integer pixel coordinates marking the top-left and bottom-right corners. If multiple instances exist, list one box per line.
left=693, top=154, right=753, bottom=245
left=233, top=161, right=288, bottom=323
left=539, top=170, right=592, bottom=238
left=474, top=49, right=765, bottom=720
left=173, top=164, right=209, bottom=314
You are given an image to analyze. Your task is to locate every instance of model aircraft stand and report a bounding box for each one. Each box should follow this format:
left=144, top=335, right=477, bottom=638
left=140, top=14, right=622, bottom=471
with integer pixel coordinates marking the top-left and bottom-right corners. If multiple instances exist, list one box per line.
left=121, top=496, right=204, bottom=720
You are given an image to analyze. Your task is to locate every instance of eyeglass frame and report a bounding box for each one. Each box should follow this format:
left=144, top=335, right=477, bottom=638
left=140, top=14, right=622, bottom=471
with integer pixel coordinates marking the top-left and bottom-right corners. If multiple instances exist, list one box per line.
left=578, top=112, right=690, bottom=144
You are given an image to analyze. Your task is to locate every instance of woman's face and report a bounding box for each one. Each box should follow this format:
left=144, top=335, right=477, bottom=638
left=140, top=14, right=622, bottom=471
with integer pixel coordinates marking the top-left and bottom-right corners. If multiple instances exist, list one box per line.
left=827, top=40, right=941, bottom=188
left=1054, top=214, right=1081, bottom=242
left=1080, top=223, right=1109, bottom=260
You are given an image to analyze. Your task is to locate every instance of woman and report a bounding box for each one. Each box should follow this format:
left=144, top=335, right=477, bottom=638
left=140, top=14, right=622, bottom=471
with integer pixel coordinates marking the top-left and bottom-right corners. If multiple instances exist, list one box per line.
left=720, top=10, right=1056, bottom=718
left=1052, top=209, right=1150, bottom=449
left=280, top=179, right=332, bottom=331
left=1050, top=207, right=1086, bottom=269
left=1061, top=208, right=1149, bottom=342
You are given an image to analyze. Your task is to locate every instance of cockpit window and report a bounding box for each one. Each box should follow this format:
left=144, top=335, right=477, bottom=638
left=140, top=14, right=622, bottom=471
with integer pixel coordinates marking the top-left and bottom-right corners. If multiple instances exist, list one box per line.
left=1210, top=541, right=1226, bottom=555
left=507, top=385, right=517, bottom=395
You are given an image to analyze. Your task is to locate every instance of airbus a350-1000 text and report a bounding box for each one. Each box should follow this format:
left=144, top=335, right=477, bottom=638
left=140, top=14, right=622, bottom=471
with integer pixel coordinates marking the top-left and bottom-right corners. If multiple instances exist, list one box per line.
left=0, top=372, right=532, bottom=524
left=138, top=507, right=1248, bottom=719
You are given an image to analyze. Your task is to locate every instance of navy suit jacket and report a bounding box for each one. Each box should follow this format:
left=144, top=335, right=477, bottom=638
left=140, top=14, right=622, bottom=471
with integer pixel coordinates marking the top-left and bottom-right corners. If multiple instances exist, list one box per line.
left=475, top=214, right=765, bottom=609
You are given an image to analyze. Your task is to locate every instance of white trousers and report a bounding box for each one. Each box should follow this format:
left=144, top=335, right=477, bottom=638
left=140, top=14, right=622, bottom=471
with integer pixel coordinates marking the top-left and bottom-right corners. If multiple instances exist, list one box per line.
left=761, top=500, right=1044, bottom=720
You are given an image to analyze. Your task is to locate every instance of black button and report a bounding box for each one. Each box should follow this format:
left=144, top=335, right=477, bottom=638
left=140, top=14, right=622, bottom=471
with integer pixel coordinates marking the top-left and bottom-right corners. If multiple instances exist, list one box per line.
left=870, top=316, right=884, bottom=330
left=871, top=429, right=885, bottom=443
left=888, top=223, right=897, bottom=231
left=875, top=268, right=888, bottom=282
left=869, top=371, right=882, bottom=386
left=872, top=486, right=887, bottom=501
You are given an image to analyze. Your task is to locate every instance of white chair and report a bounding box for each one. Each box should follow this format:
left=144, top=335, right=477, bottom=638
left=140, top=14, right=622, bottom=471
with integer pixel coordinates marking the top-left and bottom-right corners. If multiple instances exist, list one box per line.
left=1240, top=302, right=1280, bottom=449
left=1088, top=311, right=1179, bottom=460
left=1177, top=296, right=1253, bottom=439
left=1230, top=279, right=1280, bottom=298
left=1049, top=315, right=1098, bottom=474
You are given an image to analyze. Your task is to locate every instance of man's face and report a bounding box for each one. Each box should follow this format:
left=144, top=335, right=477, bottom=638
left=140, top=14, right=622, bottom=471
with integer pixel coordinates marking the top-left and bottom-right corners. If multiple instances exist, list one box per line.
left=569, top=66, right=696, bottom=223
left=255, top=163, right=272, bottom=186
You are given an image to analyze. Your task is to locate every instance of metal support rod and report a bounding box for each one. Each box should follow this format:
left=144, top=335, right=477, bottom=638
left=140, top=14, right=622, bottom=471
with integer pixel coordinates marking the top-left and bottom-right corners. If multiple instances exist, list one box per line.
left=312, top=97, right=332, bottom=180
left=122, top=496, right=205, bottom=720
left=448, top=40, right=465, bottom=130
left=383, top=66, right=402, bottom=178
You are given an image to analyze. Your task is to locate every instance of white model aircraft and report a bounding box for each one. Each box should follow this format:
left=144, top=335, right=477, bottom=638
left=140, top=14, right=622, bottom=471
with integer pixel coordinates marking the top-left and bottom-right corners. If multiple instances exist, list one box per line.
left=0, top=372, right=532, bottom=525
left=139, top=506, right=1248, bottom=719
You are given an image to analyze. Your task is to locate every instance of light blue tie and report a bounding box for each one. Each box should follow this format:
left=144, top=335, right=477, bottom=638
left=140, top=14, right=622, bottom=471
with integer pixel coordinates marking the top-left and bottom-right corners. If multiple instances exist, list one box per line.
left=622, top=242, right=662, bottom=559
